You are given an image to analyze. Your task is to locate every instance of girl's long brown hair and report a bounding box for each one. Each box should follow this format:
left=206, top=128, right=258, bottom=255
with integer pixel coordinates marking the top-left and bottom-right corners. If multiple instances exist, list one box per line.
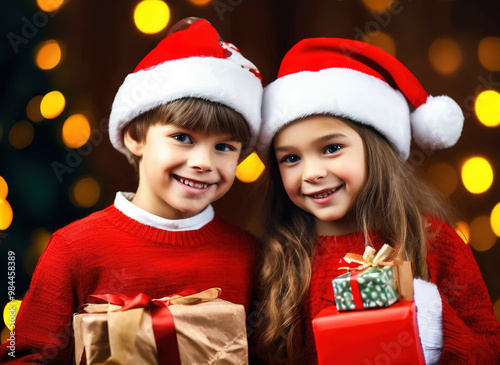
left=257, top=116, right=456, bottom=364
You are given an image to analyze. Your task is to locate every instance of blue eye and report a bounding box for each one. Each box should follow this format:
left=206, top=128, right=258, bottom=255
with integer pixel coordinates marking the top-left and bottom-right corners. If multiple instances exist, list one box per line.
left=215, top=143, right=233, bottom=152
left=173, top=134, right=192, bottom=143
left=324, top=144, right=341, bottom=154
left=280, top=155, right=300, bottom=163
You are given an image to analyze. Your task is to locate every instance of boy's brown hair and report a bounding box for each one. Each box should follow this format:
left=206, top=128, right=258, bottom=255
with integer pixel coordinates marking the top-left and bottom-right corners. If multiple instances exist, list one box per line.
left=123, top=97, right=251, bottom=172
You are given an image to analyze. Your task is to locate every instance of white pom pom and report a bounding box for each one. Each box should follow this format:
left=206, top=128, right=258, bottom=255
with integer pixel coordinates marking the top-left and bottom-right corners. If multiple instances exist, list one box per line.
left=410, top=95, right=464, bottom=150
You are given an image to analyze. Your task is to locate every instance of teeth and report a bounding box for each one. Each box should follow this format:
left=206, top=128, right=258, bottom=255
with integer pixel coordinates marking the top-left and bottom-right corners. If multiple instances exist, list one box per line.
left=178, top=177, right=208, bottom=189
left=312, top=187, right=339, bottom=199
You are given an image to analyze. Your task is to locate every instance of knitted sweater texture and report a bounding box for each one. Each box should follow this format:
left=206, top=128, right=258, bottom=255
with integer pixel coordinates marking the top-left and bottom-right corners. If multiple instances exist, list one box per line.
left=303, top=218, right=500, bottom=364
left=0, top=205, right=257, bottom=364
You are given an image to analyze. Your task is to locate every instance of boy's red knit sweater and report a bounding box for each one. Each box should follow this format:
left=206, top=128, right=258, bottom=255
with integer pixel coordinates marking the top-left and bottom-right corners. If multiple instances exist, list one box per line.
left=0, top=204, right=257, bottom=364
left=303, top=217, right=500, bottom=364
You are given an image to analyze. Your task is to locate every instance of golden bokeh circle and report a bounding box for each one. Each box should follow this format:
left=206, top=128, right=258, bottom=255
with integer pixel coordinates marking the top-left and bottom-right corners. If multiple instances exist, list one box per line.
left=469, top=216, right=497, bottom=252
left=429, top=37, right=462, bottom=75
left=361, top=0, right=395, bottom=12
left=361, top=31, right=396, bottom=57
left=36, top=0, right=64, bottom=12
left=62, top=114, right=91, bottom=148
left=494, top=298, right=500, bottom=322
left=236, top=152, right=266, bottom=183
left=71, top=176, right=101, bottom=208
left=455, top=221, right=470, bottom=243
left=40, top=91, right=66, bottom=119
left=475, top=90, right=500, bottom=127
left=187, top=0, right=213, bottom=5
left=0, top=199, right=13, bottom=230
left=461, top=157, right=494, bottom=194
left=426, top=162, right=458, bottom=197
left=9, top=121, right=34, bottom=149
left=26, top=95, right=44, bottom=123
left=490, top=203, right=500, bottom=237
left=134, top=1, right=170, bottom=34
left=478, top=36, right=500, bottom=72
left=35, top=40, right=62, bottom=70
left=0, top=176, right=8, bottom=200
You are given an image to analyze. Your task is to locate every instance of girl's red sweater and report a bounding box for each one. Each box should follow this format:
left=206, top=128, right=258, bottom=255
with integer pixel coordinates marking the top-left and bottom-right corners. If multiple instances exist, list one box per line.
left=303, top=217, right=500, bottom=364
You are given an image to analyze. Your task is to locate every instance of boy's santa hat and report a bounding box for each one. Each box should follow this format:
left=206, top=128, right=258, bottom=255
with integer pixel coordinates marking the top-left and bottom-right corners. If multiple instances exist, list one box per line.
left=109, top=18, right=263, bottom=155
left=260, top=38, right=464, bottom=160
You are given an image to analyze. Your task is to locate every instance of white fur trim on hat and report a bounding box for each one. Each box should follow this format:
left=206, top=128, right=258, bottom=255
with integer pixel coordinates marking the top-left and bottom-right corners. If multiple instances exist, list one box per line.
left=260, top=68, right=412, bottom=159
left=109, top=56, right=263, bottom=155
left=411, top=95, right=464, bottom=151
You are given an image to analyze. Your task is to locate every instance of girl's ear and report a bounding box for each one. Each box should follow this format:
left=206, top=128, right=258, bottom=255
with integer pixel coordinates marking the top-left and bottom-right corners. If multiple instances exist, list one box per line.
left=123, top=128, right=144, bottom=157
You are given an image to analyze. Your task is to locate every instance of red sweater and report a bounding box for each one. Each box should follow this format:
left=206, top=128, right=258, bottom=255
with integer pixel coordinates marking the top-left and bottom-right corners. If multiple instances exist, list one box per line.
left=0, top=205, right=257, bottom=364
left=303, top=218, right=500, bottom=364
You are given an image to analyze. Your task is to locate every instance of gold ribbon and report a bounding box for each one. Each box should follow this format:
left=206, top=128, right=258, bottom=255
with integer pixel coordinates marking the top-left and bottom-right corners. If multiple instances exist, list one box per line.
left=339, top=243, right=399, bottom=271
left=74, top=288, right=222, bottom=365
left=336, top=245, right=415, bottom=301
left=162, top=287, right=221, bottom=305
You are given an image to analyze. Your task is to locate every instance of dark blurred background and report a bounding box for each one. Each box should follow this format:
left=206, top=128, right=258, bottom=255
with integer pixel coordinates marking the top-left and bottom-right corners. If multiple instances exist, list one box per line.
left=1, top=0, right=499, bottom=338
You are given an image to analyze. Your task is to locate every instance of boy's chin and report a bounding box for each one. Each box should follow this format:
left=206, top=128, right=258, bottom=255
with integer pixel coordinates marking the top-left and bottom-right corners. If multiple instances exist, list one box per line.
left=172, top=202, right=211, bottom=217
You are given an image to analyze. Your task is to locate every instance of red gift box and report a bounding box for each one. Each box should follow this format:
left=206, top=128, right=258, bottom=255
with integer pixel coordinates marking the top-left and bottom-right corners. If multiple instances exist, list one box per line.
left=312, top=300, right=425, bottom=365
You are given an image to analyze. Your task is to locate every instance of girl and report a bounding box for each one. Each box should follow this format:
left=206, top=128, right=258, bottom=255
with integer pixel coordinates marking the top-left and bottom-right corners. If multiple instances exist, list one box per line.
left=256, top=38, right=500, bottom=364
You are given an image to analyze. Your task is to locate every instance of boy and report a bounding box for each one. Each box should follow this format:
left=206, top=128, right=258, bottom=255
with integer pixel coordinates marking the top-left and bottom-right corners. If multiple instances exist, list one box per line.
left=0, top=18, right=262, bottom=364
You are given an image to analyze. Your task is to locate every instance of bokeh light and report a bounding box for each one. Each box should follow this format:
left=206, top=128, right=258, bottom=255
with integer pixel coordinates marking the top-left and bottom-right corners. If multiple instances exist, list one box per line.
left=26, top=95, right=44, bottom=123
left=455, top=221, right=469, bottom=243
left=62, top=114, right=91, bottom=148
left=134, top=1, right=170, bottom=34
left=0, top=199, right=13, bottom=230
left=428, top=37, right=462, bottom=75
left=475, top=90, right=500, bottom=127
left=236, top=152, right=266, bottom=183
left=188, top=0, right=213, bottom=4
left=478, top=36, right=500, bottom=72
left=469, top=216, right=497, bottom=252
left=40, top=91, right=65, bottom=119
left=1, top=326, right=10, bottom=345
left=361, top=31, right=396, bottom=57
left=25, top=228, right=52, bottom=274
left=0, top=176, right=7, bottom=200
left=461, top=157, right=494, bottom=194
left=491, top=203, right=500, bottom=237
left=31, top=228, right=52, bottom=256
left=35, top=40, right=62, bottom=70
left=189, top=0, right=212, bottom=6
left=361, top=0, right=394, bottom=12
left=426, top=162, right=458, bottom=196
left=9, top=121, right=34, bottom=149
left=71, top=176, right=101, bottom=208
left=36, top=0, right=64, bottom=12
left=3, top=300, right=22, bottom=331
left=494, top=298, right=500, bottom=322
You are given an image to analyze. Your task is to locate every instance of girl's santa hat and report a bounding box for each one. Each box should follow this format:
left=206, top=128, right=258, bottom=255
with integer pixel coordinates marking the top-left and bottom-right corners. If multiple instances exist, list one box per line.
left=260, top=38, right=464, bottom=160
left=109, top=18, right=263, bottom=155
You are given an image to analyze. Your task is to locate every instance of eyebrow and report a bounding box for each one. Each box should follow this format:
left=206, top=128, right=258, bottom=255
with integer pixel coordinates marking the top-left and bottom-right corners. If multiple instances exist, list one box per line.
left=275, top=133, right=348, bottom=152
left=316, top=133, right=348, bottom=142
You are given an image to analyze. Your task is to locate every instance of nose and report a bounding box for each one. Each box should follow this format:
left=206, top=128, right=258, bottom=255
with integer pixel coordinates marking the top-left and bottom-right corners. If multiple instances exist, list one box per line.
left=187, top=147, right=213, bottom=172
left=303, top=159, right=326, bottom=183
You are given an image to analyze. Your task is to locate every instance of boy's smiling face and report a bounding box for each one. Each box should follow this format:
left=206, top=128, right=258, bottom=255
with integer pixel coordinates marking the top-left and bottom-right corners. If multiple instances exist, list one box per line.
left=125, top=123, right=242, bottom=219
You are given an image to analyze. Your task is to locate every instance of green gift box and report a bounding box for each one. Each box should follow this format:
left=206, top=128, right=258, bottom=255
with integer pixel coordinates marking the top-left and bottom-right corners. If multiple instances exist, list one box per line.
left=332, top=265, right=400, bottom=311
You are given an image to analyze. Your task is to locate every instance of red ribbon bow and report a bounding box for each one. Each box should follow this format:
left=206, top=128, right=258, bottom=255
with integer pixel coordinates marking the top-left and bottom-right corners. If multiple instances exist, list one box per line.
left=86, top=289, right=197, bottom=365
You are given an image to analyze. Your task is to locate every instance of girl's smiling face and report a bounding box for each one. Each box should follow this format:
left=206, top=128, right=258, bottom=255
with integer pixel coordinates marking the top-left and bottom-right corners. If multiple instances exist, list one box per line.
left=273, top=115, right=366, bottom=235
